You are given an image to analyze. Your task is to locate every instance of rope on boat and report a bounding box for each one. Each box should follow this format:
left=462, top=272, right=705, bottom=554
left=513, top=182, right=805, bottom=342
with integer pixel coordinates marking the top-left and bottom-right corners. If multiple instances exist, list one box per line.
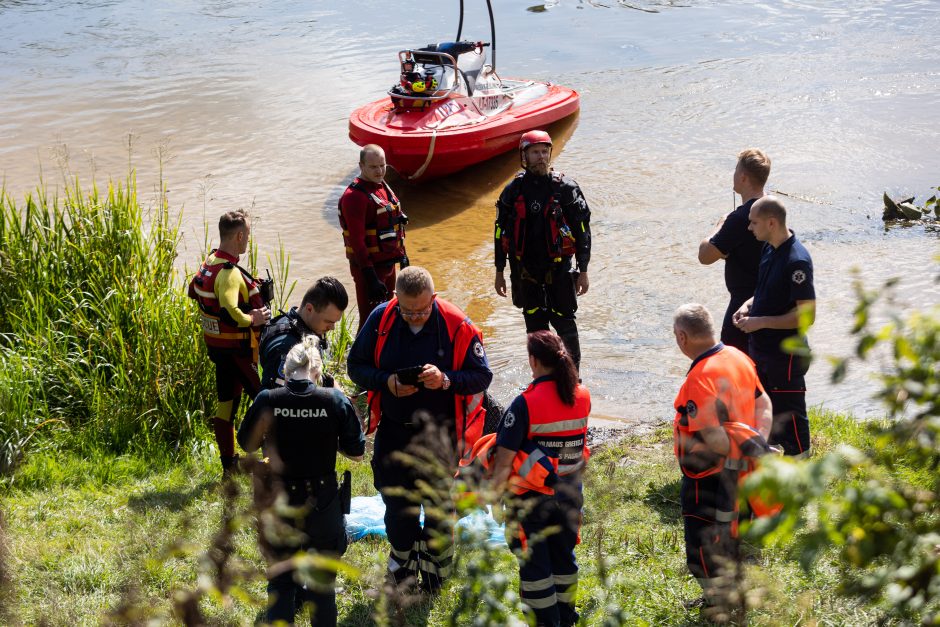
left=407, top=128, right=437, bottom=180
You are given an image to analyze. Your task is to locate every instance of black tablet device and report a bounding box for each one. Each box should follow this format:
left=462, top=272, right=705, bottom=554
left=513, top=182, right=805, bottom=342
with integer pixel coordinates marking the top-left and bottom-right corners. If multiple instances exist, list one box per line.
left=395, top=365, right=425, bottom=386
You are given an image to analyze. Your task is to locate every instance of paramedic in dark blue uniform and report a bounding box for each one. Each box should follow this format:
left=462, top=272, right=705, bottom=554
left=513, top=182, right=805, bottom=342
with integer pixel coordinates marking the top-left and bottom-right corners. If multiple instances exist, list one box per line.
left=494, top=130, right=592, bottom=369
left=347, top=266, right=493, bottom=594
left=259, top=276, right=348, bottom=389
left=238, top=336, right=365, bottom=626
left=733, top=195, right=816, bottom=457
left=698, top=149, right=771, bottom=353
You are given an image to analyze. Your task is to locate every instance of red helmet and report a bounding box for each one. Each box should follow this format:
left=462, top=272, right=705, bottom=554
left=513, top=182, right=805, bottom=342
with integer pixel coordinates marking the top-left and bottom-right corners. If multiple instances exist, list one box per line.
left=519, top=130, right=553, bottom=167
left=520, top=130, right=553, bottom=152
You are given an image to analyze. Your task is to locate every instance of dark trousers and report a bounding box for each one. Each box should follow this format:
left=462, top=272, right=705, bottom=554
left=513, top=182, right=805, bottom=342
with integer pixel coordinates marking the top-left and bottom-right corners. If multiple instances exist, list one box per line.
left=752, top=352, right=811, bottom=457
left=372, top=420, right=455, bottom=591
left=720, top=293, right=751, bottom=354
left=507, top=482, right=582, bottom=627
left=208, top=349, right=260, bottom=458
left=680, top=474, right=739, bottom=598
left=511, top=264, right=581, bottom=368
left=263, top=478, right=347, bottom=626
left=349, top=262, right=396, bottom=332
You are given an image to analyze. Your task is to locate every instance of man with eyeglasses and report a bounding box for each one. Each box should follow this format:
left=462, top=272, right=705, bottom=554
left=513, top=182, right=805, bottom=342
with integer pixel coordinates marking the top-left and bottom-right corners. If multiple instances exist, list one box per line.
left=347, top=266, right=493, bottom=599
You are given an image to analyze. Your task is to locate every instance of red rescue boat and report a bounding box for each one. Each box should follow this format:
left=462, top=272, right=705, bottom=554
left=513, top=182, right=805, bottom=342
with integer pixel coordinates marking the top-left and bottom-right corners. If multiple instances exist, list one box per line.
left=348, top=1, right=580, bottom=182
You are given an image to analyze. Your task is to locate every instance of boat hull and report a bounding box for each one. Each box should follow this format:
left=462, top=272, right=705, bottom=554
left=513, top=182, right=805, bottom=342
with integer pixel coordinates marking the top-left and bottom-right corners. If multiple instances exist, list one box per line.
left=348, top=82, right=580, bottom=182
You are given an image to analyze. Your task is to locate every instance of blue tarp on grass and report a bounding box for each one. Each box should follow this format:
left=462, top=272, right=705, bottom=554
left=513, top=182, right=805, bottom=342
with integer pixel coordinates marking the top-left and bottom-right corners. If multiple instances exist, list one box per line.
left=346, top=494, right=507, bottom=547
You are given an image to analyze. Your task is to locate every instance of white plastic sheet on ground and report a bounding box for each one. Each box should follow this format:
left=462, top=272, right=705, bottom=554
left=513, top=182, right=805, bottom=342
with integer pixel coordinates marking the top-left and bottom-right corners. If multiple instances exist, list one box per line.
left=346, top=494, right=507, bottom=547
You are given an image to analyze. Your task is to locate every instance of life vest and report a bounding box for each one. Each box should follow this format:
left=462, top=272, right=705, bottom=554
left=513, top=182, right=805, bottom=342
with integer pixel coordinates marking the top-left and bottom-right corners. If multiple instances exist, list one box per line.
left=338, top=179, right=407, bottom=265
left=188, top=249, right=265, bottom=351
left=498, top=173, right=577, bottom=263
left=520, top=379, right=591, bottom=477
left=365, top=297, right=486, bottom=464
left=467, top=433, right=559, bottom=495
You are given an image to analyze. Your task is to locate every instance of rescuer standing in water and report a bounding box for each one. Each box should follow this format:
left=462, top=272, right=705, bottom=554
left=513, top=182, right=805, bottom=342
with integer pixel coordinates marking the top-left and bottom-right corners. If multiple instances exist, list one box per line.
left=338, top=144, right=410, bottom=331
left=494, top=130, right=592, bottom=369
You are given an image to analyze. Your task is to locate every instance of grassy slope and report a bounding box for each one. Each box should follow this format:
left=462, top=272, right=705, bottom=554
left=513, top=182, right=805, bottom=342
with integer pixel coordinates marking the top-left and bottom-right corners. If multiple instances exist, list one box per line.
left=1, top=410, right=887, bottom=626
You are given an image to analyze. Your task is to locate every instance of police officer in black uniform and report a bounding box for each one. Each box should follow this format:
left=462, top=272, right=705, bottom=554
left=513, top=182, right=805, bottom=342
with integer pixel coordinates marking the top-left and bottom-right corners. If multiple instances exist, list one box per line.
left=238, top=336, right=365, bottom=626
left=494, top=130, right=592, bottom=369
left=259, top=277, right=349, bottom=390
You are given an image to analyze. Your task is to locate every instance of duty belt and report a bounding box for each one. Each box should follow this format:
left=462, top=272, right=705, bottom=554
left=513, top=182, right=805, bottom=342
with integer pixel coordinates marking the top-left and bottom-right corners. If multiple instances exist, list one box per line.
left=281, top=474, right=337, bottom=502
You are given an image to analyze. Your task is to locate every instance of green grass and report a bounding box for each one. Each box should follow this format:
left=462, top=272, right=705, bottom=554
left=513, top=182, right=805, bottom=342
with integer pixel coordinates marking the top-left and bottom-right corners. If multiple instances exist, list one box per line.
left=0, top=410, right=894, bottom=625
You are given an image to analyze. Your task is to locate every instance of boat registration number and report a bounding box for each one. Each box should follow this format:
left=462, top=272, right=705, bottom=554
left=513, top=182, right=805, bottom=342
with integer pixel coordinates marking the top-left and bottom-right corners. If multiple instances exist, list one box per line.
left=435, top=100, right=461, bottom=121
left=478, top=95, right=500, bottom=110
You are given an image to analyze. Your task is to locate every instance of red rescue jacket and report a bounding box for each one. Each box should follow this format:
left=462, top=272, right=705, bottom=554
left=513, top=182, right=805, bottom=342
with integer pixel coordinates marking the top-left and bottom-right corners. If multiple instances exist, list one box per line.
left=365, top=297, right=486, bottom=464
left=188, top=249, right=264, bottom=351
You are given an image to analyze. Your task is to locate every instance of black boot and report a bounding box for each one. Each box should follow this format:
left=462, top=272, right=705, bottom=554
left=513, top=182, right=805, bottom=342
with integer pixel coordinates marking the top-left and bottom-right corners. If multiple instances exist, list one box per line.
left=220, top=454, right=241, bottom=477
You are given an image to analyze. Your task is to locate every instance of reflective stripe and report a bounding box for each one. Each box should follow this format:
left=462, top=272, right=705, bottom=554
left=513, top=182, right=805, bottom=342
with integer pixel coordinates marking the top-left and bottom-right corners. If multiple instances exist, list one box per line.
left=525, top=307, right=540, bottom=314
left=715, top=509, right=736, bottom=523
left=558, top=460, right=584, bottom=475
left=516, top=447, right=546, bottom=479
left=553, top=573, right=578, bottom=586
left=418, top=559, right=454, bottom=578
left=418, top=541, right=455, bottom=561
left=792, top=449, right=812, bottom=460
left=390, top=547, right=412, bottom=561
left=523, top=593, right=558, bottom=609
left=556, top=590, right=576, bottom=603
left=530, top=417, right=588, bottom=433
left=520, top=576, right=554, bottom=592
left=724, top=458, right=747, bottom=470
left=192, top=286, right=217, bottom=299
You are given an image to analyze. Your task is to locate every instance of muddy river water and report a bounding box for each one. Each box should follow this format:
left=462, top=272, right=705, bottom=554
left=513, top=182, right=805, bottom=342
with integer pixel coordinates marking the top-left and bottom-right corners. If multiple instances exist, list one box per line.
left=1, top=0, right=938, bottom=426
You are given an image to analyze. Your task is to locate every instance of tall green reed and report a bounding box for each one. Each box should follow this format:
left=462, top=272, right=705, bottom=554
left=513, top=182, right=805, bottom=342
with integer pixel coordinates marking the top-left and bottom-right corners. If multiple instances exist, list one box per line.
left=0, top=176, right=213, bottom=472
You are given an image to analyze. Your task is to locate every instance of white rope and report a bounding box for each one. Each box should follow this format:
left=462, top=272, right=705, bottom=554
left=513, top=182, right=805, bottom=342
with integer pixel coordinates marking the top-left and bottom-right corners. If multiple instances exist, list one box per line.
left=407, top=128, right=437, bottom=180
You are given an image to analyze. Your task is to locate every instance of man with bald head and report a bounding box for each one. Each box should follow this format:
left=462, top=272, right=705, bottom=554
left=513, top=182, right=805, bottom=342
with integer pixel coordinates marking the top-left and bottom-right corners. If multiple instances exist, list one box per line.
left=732, top=195, right=816, bottom=458
left=338, top=144, right=410, bottom=331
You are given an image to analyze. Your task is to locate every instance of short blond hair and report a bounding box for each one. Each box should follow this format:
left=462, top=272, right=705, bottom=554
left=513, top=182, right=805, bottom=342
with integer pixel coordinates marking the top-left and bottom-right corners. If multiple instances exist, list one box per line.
left=737, top=148, right=771, bottom=187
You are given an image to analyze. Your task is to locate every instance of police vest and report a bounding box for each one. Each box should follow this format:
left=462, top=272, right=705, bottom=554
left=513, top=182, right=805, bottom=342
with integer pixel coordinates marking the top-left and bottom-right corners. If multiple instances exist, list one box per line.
left=521, top=379, right=591, bottom=477
left=498, top=173, right=577, bottom=263
left=338, top=179, right=407, bottom=265
left=188, top=249, right=265, bottom=351
left=467, top=433, right=558, bottom=496
left=264, top=385, right=341, bottom=479
left=365, top=297, right=486, bottom=464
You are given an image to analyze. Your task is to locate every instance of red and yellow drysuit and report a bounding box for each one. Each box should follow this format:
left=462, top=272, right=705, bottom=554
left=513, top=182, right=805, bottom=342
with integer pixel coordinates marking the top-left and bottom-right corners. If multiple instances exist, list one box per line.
left=188, top=249, right=265, bottom=466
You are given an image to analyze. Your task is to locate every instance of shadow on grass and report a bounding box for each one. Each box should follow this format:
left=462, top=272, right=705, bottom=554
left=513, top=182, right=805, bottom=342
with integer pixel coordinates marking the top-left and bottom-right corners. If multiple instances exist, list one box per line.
left=642, top=476, right=682, bottom=525
left=338, top=593, right=434, bottom=626
left=126, top=479, right=216, bottom=511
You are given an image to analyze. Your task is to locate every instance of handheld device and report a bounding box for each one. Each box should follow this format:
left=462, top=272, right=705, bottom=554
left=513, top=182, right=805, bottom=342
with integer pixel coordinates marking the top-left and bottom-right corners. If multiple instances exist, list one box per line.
left=395, top=365, right=425, bottom=386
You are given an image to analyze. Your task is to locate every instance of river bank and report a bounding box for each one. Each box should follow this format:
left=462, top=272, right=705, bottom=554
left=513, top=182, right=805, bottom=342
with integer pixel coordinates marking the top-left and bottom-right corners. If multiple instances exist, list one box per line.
left=1, top=410, right=884, bottom=626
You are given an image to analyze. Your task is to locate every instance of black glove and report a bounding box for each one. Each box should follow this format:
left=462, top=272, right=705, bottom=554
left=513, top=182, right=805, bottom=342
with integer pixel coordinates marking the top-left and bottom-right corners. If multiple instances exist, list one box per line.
left=363, top=266, right=389, bottom=303
left=400, top=254, right=410, bottom=269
